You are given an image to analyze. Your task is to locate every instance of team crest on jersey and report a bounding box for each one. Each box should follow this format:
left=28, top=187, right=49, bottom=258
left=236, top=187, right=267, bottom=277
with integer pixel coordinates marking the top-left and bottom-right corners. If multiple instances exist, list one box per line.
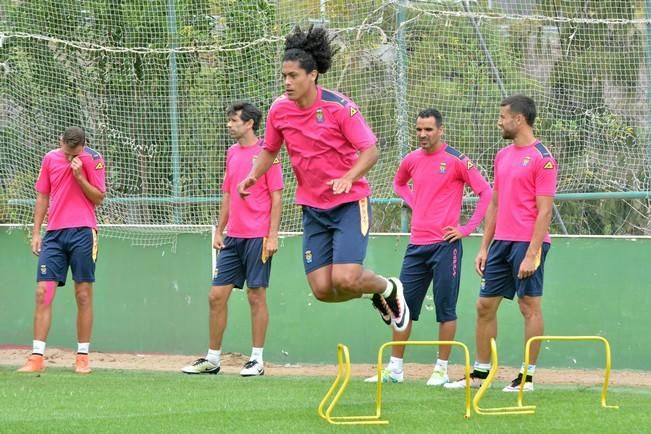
left=40, top=265, right=47, bottom=275
left=543, top=161, right=554, bottom=170
left=316, top=108, right=324, bottom=124
left=95, top=162, right=104, bottom=170
left=304, top=250, right=313, bottom=264
left=439, top=162, right=447, bottom=174
left=521, top=156, right=531, bottom=167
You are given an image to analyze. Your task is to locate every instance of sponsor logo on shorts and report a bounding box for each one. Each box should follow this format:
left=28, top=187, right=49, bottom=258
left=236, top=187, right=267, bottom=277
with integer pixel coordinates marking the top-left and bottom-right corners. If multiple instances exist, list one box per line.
left=304, top=250, right=313, bottom=264
left=213, top=267, right=219, bottom=279
left=452, top=248, right=458, bottom=277
left=40, top=265, right=47, bottom=275
left=480, top=278, right=486, bottom=290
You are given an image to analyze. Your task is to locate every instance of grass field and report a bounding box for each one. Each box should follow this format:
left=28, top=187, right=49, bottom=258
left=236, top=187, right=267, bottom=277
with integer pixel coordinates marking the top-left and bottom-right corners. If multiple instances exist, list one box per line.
left=1, top=366, right=650, bottom=433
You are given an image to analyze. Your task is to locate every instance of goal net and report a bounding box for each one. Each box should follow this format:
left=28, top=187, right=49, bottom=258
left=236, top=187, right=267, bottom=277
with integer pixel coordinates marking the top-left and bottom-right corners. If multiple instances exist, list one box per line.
left=1, top=0, right=650, bottom=241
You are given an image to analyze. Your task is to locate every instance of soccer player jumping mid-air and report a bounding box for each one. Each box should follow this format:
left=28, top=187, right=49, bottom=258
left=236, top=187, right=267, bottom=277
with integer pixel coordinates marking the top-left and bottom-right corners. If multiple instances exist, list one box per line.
left=237, top=26, right=409, bottom=332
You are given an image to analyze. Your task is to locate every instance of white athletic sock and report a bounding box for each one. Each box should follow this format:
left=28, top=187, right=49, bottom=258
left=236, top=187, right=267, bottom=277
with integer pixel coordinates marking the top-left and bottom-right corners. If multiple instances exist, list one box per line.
left=381, top=277, right=393, bottom=298
left=77, top=342, right=90, bottom=354
left=474, top=361, right=491, bottom=372
left=33, top=340, right=46, bottom=355
left=435, top=359, right=448, bottom=370
left=388, top=356, right=403, bottom=372
left=520, top=363, right=536, bottom=376
left=250, top=347, right=264, bottom=364
left=206, top=349, right=221, bottom=366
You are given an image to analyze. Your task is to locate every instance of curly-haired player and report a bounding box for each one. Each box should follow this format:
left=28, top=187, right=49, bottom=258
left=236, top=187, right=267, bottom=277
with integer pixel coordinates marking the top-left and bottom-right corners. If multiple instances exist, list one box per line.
left=238, top=26, right=409, bottom=332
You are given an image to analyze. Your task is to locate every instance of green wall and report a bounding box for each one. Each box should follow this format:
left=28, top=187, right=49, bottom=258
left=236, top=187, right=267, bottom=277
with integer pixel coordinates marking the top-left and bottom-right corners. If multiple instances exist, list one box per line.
left=1, top=226, right=649, bottom=370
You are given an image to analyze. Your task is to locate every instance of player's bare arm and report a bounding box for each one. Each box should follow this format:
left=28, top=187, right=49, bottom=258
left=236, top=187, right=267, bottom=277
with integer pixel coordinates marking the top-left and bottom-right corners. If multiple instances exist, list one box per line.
left=265, top=189, right=283, bottom=257
left=71, top=157, right=105, bottom=205
left=213, top=193, right=230, bottom=250
left=327, top=144, right=379, bottom=195
left=518, top=195, right=553, bottom=279
left=31, top=192, right=49, bottom=256
left=475, top=190, right=498, bottom=276
left=238, top=149, right=279, bottom=198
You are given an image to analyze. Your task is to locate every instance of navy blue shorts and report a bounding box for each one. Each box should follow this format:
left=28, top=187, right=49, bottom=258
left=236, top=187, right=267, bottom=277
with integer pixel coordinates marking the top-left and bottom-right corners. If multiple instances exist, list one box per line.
left=480, top=240, right=551, bottom=299
left=399, top=240, right=462, bottom=323
left=37, top=227, right=98, bottom=286
left=212, top=236, right=272, bottom=289
left=301, top=197, right=371, bottom=274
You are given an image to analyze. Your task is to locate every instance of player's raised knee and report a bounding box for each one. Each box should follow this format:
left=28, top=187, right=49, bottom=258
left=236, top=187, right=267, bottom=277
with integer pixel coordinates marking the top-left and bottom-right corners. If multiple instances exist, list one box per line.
left=331, top=270, right=362, bottom=292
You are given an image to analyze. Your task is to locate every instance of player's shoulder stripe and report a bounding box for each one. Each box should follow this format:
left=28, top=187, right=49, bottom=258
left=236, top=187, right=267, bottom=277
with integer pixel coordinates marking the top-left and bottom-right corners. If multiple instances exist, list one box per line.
left=84, top=146, right=102, bottom=160
left=534, top=142, right=552, bottom=158
left=321, top=88, right=349, bottom=107
left=444, top=145, right=466, bottom=160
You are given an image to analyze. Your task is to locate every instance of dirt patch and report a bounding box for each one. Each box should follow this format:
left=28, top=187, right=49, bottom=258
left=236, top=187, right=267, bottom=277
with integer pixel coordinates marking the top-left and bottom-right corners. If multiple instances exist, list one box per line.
left=1, top=347, right=648, bottom=387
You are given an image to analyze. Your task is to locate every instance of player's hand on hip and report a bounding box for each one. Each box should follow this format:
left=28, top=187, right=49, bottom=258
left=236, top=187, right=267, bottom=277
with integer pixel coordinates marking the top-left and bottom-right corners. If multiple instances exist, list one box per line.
left=517, top=255, right=537, bottom=279
left=265, top=235, right=278, bottom=257
left=237, top=176, right=256, bottom=198
left=475, top=248, right=487, bottom=277
left=326, top=178, right=352, bottom=195
left=443, top=226, right=464, bottom=242
left=70, top=156, right=84, bottom=179
left=213, top=233, right=225, bottom=250
left=31, top=235, right=42, bottom=256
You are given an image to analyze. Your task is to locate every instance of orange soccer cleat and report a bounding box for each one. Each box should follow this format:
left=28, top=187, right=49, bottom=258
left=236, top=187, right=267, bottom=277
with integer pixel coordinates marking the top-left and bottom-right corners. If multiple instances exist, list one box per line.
left=75, top=354, right=92, bottom=374
left=17, top=354, right=45, bottom=373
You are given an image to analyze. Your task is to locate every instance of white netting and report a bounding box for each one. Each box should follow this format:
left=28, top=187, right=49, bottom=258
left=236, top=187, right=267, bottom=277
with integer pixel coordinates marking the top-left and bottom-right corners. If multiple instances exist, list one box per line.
left=1, top=0, right=650, bottom=241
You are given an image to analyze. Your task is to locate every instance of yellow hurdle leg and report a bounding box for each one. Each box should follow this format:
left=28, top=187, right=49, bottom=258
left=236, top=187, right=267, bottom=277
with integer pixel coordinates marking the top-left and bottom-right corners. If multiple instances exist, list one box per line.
left=473, top=338, right=535, bottom=415
left=518, top=336, right=619, bottom=411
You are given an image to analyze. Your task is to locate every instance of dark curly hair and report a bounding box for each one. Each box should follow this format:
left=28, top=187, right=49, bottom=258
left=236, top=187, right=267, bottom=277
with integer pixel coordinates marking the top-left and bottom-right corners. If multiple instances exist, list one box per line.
left=283, top=25, right=338, bottom=81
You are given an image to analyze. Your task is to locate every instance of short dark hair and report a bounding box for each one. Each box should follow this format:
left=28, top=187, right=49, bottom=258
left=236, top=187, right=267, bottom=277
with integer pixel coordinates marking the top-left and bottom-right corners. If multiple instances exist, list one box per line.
left=500, top=95, right=536, bottom=126
left=226, top=101, right=262, bottom=132
left=61, top=126, right=86, bottom=148
left=283, top=25, right=338, bottom=83
left=417, top=108, right=443, bottom=127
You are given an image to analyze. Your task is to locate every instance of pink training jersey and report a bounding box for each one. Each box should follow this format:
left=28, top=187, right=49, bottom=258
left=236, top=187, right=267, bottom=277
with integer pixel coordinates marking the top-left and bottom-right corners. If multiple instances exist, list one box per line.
left=35, top=147, right=106, bottom=231
left=222, top=140, right=284, bottom=238
left=264, top=86, right=376, bottom=209
left=493, top=141, right=557, bottom=243
left=394, top=144, right=492, bottom=245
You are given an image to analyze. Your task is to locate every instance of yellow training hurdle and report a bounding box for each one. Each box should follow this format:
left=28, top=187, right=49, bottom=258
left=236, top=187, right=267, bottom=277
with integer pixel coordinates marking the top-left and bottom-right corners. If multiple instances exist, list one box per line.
left=473, top=336, right=619, bottom=416
left=318, top=340, right=472, bottom=425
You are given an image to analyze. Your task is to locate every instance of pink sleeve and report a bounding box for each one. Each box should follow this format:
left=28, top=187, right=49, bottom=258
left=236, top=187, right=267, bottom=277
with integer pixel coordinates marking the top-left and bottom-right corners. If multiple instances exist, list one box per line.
left=221, top=150, right=231, bottom=193
left=85, top=156, right=106, bottom=193
left=459, top=158, right=492, bottom=236
left=263, top=108, right=283, bottom=153
left=535, top=156, right=558, bottom=196
left=263, top=158, right=284, bottom=192
left=340, top=105, right=377, bottom=151
left=393, top=155, right=414, bottom=208
left=492, top=151, right=502, bottom=193
left=35, top=155, right=50, bottom=194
